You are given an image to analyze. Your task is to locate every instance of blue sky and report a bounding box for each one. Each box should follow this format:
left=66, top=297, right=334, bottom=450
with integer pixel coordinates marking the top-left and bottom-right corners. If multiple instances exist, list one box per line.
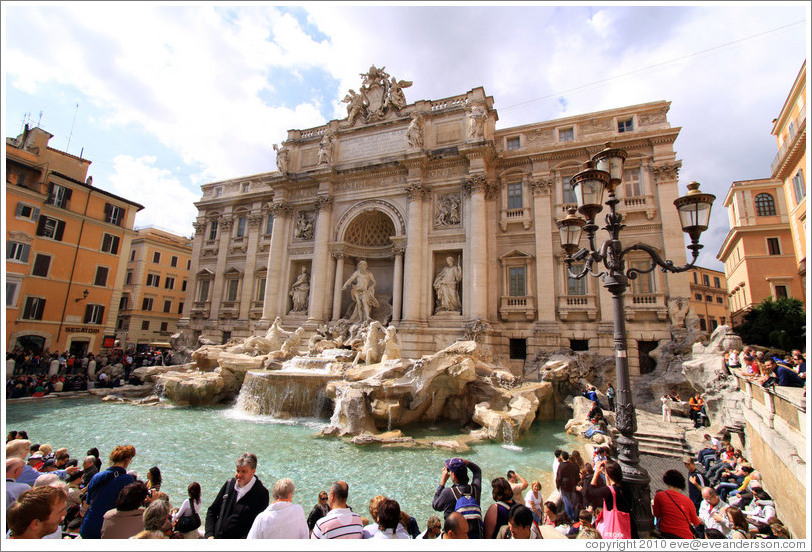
left=2, top=3, right=809, bottom=271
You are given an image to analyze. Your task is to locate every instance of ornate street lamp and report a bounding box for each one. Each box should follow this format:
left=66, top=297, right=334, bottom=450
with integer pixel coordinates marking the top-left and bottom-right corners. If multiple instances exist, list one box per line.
left=556, top=143, right=715, bottom=535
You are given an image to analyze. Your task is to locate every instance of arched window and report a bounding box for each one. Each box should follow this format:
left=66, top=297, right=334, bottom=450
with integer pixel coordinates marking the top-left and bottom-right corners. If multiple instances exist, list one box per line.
left=755, top=193, right=776, bottom=216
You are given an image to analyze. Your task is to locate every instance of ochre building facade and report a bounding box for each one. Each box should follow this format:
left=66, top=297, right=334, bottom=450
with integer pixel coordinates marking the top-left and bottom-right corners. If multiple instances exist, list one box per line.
left=180, top=73, right=694, bottom=376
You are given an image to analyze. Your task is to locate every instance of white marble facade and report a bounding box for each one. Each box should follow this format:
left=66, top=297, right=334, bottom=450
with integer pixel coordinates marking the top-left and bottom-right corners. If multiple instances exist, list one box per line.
left=179, top=67, right=691, bottom=375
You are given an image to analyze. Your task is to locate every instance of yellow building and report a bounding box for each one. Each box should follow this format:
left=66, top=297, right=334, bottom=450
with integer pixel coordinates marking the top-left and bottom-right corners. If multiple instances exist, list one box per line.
left=688, top=266, right=730, bottom=333
left=771, top=61, right=806, bottom=296
left=717, top=178, right=803, bottom=326
left=115, top=227, right=193, bottom=350
left=6, top=125, right=143, bottom=355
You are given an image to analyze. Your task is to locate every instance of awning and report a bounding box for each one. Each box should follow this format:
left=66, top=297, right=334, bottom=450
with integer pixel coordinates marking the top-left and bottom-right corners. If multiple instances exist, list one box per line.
left=148, top=342, right=172, bottom=348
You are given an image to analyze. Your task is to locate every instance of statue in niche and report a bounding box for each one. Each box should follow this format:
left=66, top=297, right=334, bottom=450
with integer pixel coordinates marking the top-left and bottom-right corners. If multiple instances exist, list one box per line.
left=436, top=193, right=461, bottom=227
left=466, top=101, right=487, bottom=140
left=273, top=143, right=289, bottom=173
left=294, top=211, right=314, bottom=240
left=342, top=89, right=365, bottom=126
left=433, top=256, right=462, bottom=314
left=289, top=267, right=310, bottom=313
left=406, top=112, right=424, bottom=150
left=342, top=260, right=379, bottom=323
left=318, top=130, right=333, bottom=165
left=381, top=325, right=402, bottom=362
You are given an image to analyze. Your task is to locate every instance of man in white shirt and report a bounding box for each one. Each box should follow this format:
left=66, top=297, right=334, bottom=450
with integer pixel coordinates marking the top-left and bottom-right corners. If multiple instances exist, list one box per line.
left=6, top=458, right=31, bottom=510
left=698, top=487, right=731, bottom=537
left=247, top=478, right=308, bottom=539
left=311, top=481, right=363, bottom=539
left=204, top=452, right=269, bottom=539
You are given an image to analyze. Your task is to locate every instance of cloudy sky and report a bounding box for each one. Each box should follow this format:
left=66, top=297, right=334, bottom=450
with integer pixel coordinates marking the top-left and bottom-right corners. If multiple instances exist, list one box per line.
left=3, top=3, right=808, bottom=270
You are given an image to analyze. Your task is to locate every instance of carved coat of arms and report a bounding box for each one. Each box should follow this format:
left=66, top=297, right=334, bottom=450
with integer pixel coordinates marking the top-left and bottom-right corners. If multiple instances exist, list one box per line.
left=342, top=65, right=412, bottom=126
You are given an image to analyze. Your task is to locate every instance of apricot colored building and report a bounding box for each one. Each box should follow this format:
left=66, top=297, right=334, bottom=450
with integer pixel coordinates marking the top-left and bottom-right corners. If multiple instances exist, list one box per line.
left=115, top=227, right=192, bottom=350
left=6, top=125, right=143, bottom=355
left=770, top=61, right=806, bottom=296
left=688, top=266, right=730, bottom=333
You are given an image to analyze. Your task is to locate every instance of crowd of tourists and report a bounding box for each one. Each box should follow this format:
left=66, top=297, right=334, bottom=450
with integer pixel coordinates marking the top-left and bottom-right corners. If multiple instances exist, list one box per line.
left=6, top=347, right=174, bottom=399
left=724, top=346, right=806, bottom=392
left=6, top=427, right=795, bottom=540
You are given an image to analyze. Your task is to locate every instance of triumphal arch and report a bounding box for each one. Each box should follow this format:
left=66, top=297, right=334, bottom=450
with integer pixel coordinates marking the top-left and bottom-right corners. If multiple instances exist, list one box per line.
left=180, top=65, right=691, bottom=375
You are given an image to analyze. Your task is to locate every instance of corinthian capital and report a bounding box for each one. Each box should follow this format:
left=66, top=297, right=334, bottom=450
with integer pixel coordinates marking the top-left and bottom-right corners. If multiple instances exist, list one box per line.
left=192, top=220, right=207, bottom=233
left=462, top=173, right=488, bottom=197
left=314, top=195, right=334, bottom=212
left=650, top=161, right=682, bottom=182
left=404, top=181, right=430, bottom=201
left=219, top=216, right=234, bottom=230
left=271, top=201, right=293, bottom=216
left=529, top=178, right=553, bottom=196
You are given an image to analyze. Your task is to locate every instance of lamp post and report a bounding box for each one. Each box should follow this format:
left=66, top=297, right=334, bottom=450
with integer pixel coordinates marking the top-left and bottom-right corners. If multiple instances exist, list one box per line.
left=556, top=144, right=715, bottom=535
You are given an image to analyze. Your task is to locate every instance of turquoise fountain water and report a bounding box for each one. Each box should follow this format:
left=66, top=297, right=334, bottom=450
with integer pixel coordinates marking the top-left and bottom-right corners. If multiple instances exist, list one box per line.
left=5, top=396, right=583, bottom=528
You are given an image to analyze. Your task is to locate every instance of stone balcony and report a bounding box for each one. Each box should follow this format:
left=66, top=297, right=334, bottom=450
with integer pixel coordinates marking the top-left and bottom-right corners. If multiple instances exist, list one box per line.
left=626, top=292, right=667, bottom=320
left=499, top=206, right=532, bottom=231
left=499, top=295, right=536, bottom=321
left=557, top=295, right=598, bottom=321
left=190, top=301, right=210, bottom=319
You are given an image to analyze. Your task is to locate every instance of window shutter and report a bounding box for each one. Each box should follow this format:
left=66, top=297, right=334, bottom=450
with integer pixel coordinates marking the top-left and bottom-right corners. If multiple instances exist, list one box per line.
left=15, top=203, right=24, bottom=217
left=111, top=235, right=120, bottom=255
left=84, top=305, right=92, bottom=323
left=104, top=203, right=112, bottom=223
left=64, top=188, right=73, bottom=201
left=35, top=298, right=45, bottom=319
left=54, top=220, right=65, bottom=241
left=23, top=298, right=33, bottom=319
left=47, top=183, right=54, bottom=198
left=32, top=207, right=40, bottom=221
left=20, top=244, right=30, bottom=263
left=118, top=208, right=126, bottom=226
left=36, top=217, right=47, bottom=236
left=97, top=305, right=105, bottom=324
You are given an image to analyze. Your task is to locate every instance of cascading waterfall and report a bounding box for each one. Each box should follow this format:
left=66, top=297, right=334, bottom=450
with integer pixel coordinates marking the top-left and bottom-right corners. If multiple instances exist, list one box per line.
left=500, top=419, right=523, bottom=451
left=235, top=371, right=336, bottom=419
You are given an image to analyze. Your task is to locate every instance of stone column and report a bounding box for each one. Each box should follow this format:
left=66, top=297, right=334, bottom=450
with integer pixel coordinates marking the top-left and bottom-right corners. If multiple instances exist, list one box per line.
left=401, top=181, right=428, bottom=322
left=179, top=220, right=206, bottom=324
left=464, top=174, right=489, bottom=319
left=530, top=178, right=556, bottom=321
left=209, top=215, right=233, bottom=318
left=649, top=161, right=691, bottom=298
left=391, top=238, right=406, bottom=322
left=261, top=202, right=292, bottom=322
left=307, top=195, right=333, bottom=324
left=238, top=213, right=264, bottom=321
left=330, top=247, right=345, bottom=322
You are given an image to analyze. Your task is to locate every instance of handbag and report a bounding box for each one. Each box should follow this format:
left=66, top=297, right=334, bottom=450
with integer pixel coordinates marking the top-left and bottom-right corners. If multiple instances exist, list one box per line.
left=174, top=501, right=201, bottom=533
left=662, top=490, right=705, bottom=539
left=594, top=485, right=632, bottom=539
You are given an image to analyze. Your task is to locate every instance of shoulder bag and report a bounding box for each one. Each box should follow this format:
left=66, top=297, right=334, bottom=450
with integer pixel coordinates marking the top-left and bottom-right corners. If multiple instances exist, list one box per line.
left=662, top=490, right=705, bottom=539
left=174, top=500, right=201, bottom=533
left=594, top=485, right=632, bottom=539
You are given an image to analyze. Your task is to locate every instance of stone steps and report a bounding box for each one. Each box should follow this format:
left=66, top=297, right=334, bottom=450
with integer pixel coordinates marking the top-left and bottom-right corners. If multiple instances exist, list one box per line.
left=634, top=432, right=693, bottom=459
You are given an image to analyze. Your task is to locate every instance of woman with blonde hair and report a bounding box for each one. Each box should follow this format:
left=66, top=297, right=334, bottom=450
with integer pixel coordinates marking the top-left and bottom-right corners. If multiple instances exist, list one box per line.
left=79, top=445, right=137, bottom=539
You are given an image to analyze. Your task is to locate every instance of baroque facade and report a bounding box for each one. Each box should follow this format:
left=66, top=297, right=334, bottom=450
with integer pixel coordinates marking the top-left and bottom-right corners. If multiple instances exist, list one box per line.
left=179, top=68, right=692, bottom=376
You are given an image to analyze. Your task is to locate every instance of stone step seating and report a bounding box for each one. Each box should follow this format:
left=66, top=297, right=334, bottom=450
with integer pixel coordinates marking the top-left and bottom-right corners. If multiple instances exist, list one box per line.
left=633, top=432, right=694, bottom=459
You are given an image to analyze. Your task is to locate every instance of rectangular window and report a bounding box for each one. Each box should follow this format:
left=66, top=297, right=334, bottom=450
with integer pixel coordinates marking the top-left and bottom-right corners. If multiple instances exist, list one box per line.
left=710, top=319, right=718, bottom=331
left=208, top=220, right=218, bottom=240
left=197, top=279, right=210, bottom=302
left=713, top=276, right=721, bottom=288
left=32, top=254, right=51, bottom=277
left=171, top=255, right=178, bottom=268
left=631, top=261, right=654, bottom=294
left=775, top=285, right=788, bottom=299
left=225, top=278, right=240, bottom=302
left=767, top=237, right=781, bottom=255
left=6, top=281, right=20, bottom=307
left=214, top=187, right=222, bottom=198
left=716, top=296, right=724, bottom=304
left=186, top=259, right=191, bottom=270
left=125, top=271, right=133, bottom=285
left=15, top=202, right=40, bottom=222
left=164, top=277, right=175, bottom=290
left=94, top=266, right=109, bottom=287
left=22, top=297, right=46, bottom=320
left=163, top=300, right=172, bottom=313
left=558, top=127, right=574, bottom=142
left=506, top=137, right=521, bottom=150
left=695, top=293, right=703, bottom=301
left=705, top=295, right=713, bottom=302
left=7, top=241, right=31, bottom=262
left=256, top=278, right=267, bottom=302
left=693, top=272, right=698, bottom=283
left=508, top=267, right=526, bottom=296
left=105, top=203, right=125, bottom=226
left=236, top=216, right=247, bottom=237
left=119, top=295, right=129, bottom=310
left=698, top=317, right=707, bottom=331
left=101, top=233, right=120, bottom=254
left=141, top=320, right=150, bottom=330
left=507, top=182, right=523, bottom=210
left=182, top=279, right=188, bottom=292
left=703, top=274, right=710, bottom=286
left=792, top=170, right=806, bottom=203
left=567, top=263, right=587, bottom=295
left=83, top=304, right=105, bottom=324
left=265, top=214, right=274, bottom=235
left=142, top=297, right=154, bottom=311
left=617, top=118, right=634, bottom=133
left=623, top=168, right=642, bottom=197
left=36, top=216, right=66, bottom=241
left=130, top=250, right=136, bottom=261
left=178, top=302, right=184, bottom=314
left=152, top=251, right=161, bottom=263
left=562, top=177, right=577, bottom=205
left=160, top=322, right=168, bottom=332
left=146, top=274, right=160, bottom=287
left=47, top=184, right=72, bottom=208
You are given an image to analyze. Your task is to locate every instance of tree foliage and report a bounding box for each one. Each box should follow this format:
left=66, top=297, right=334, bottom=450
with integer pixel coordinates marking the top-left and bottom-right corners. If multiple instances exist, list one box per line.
left=735, top=297, right=806, bottom=352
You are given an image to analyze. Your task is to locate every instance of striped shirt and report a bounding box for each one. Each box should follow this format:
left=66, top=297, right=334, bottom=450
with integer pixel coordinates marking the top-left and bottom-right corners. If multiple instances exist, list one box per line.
left=310, top=508, right=363, bottom=539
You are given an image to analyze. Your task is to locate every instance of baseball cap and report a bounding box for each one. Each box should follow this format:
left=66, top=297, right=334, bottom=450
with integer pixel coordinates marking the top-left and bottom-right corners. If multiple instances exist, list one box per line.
left=445, top=457, right=467, bottom=478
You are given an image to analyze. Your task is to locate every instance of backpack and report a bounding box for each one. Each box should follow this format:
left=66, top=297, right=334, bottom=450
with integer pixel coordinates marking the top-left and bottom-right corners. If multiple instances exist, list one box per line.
left=450, top=485, right=483, bottom=539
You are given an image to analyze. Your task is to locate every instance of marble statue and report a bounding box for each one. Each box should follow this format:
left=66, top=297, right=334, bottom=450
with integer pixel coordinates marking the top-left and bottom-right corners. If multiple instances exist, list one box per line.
left=226, top=334, right=274, bottom=357
left=341, top=66, right=411, bottom=125
left=406, top=112, right=424, bottom=149
left=294, top=211, right=314, bottom=240
left=380, top=325, right=402, bottom=362
left=273, top=143, right=289, bottom=173
left=466, top=101, right=486, bottom=140
left=264, top=317, right=292, bottom=350
left=318, top=131, right=333, bottom=165
left=289, top=267, right=310, bottom=313
left=353, top=321, right=384, bottom=365
left=342, top=89, right=365, bottom=126
left=436, top=193, right=461, bottom=227
left=265, top=327, right=306, bottom=362
left=342, top=260, right=379, bottom=323
left=385, top=77, right=412, bottom=111
left=433, top=256, right=462, bottom=313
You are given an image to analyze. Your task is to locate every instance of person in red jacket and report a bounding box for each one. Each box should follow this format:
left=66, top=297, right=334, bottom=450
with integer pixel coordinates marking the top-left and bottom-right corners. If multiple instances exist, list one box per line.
left=653, top=469, right=702, bottom=538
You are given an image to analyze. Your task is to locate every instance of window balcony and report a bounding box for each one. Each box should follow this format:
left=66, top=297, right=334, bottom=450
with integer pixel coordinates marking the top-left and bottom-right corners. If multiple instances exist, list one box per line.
left=499, top=207, right=532, bottom=231
left=499, top=295, right=536, bottom=321
left=626, top=292, right=668, bottom=321
left=190, top=301, right=210, bottom=319
left=557, top=295, right=599, bottom=321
